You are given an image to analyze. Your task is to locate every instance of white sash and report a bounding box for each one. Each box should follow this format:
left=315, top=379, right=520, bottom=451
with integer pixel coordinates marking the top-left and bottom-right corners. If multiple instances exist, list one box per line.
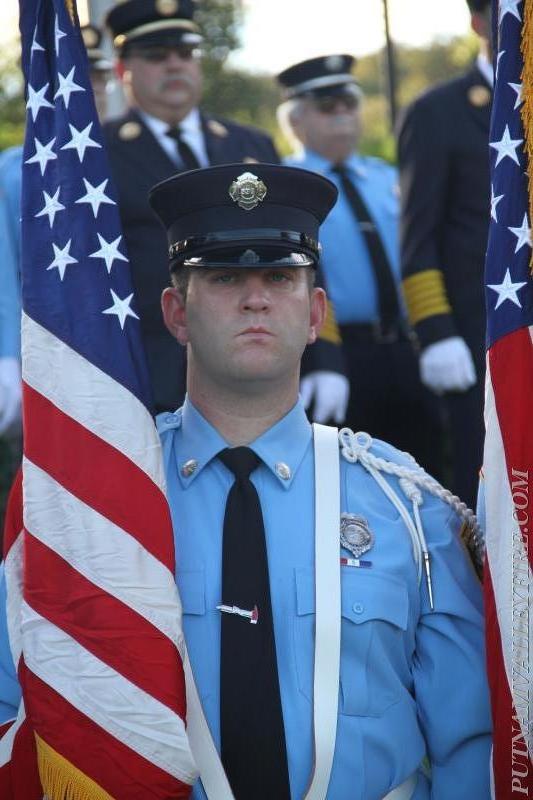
left=183, top=424, right=342, bottom=799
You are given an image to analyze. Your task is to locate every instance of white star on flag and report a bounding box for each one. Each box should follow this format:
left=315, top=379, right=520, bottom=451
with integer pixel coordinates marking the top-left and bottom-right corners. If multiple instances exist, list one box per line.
left=25, top=136, right=57, bottom=176
left=26, top=82, right=54, bottom=121
left=489, top=124, right=523, bottom=166
left=75, top=178, right=115, bottom=217
left=496, top=50, right=506, bottom=78
left=54, top=15, right=67, bottom=54
left=31, top=26, right=44, bottom=52
left=35, top=188, right=65, bottom=228
left=90, top=234, right=128, bottom=274
left=46, top=239, right=78, bottom=281
left=499, top=0, right=521, bottom=23
left=61, top=122, right=102, bottom=163
left=508, top=214, right=531, bottom=253
left=508, top=81, right=523, bottom=110
left=54, top=67, right=85, bottom=109
left=487, top=268, right=527, bottom=309
left=491, top=185, right=504, bottom=222
left=102, top=290, right=139, bottom=329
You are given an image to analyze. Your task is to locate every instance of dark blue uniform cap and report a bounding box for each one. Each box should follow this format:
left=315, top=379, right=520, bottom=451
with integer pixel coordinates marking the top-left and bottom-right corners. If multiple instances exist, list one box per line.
left=148, top=163, right=338, bottom=271
left=277, top=54, right=358, bottom=99
left=106, top=0, right=202, bottom=51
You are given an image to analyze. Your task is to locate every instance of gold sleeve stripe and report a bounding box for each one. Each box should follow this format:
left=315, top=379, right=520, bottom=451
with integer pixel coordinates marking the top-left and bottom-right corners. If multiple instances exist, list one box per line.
left=402, top=269, right=452, bottom=326
left=319, top=299, right=342, bottom=345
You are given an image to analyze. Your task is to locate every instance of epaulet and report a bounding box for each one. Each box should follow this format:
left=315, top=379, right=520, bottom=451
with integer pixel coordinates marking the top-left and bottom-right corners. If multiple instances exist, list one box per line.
left=338, top=428, right=484, bottom=601
left=156, top=408, right=183, bottom=436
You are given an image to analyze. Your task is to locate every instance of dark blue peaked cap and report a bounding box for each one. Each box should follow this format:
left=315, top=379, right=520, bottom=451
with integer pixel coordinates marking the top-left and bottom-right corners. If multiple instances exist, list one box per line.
left=277, top=54, right=358, bottom=99
left=149, top=163, right=338, bottom=271
left=106, top=0, right=202, bottom=50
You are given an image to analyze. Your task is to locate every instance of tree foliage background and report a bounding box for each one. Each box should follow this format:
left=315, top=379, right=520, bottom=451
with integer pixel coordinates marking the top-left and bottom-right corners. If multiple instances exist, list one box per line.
left=0, top=0, right=480, bottom=159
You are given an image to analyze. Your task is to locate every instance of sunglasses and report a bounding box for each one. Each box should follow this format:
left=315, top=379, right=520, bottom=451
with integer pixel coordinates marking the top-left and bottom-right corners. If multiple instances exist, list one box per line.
left=131, top=46, right=200, bottom=63
left=313, top=94, right=359, bottom=114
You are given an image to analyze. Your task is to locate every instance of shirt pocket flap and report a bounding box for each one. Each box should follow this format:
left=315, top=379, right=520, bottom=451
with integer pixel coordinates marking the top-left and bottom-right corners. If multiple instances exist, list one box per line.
left=341, top=571, right=408, bottom=629
left=295, top=568, right=408, bottom=630
left=177, top=569, right=206, bottom=615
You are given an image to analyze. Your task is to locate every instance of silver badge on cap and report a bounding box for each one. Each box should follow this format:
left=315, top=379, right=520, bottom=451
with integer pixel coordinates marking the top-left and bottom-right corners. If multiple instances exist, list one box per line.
left=340, top=513, right=374, bottom=558
left=325, top=55, right=344, bottom=72
left=229, top=171, right=267, bottom=211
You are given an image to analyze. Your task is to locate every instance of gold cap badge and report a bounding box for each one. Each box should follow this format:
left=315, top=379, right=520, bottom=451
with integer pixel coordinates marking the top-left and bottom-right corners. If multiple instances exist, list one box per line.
left=118, top=121, right=142, bottom=140
left=156, top=0, right=179, bottom=16
left=468, top=85, right=491, bottom=107
left=229, top=172, right=267, bottom=210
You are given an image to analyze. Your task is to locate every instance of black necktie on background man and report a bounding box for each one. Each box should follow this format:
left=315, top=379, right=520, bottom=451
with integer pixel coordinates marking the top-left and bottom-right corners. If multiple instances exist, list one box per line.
left=332, top=163, right=400, bottom=335
left=218, top=446, right=290, bottom=800
left=165, top=126, right=201, bottom=170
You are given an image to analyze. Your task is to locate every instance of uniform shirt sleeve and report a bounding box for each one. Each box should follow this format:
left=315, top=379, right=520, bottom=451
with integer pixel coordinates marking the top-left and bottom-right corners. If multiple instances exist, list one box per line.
left=0, top=151, right=22, bottom=360
left=0, top=563, right=22, bottom=724
left=397, top=99, right=457, bottom=348
left=412, top=502, right=492, bottom=798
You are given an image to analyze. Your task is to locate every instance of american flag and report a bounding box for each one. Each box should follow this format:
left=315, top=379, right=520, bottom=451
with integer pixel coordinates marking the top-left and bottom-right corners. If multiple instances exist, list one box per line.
left=0, top=0, right=196, bottom=797
left=483, top=1, right=533, bottom=797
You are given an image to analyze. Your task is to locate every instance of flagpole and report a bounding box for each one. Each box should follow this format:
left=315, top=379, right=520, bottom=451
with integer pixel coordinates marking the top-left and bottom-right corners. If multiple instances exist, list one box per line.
left=381, top=0, right=398, bottom=132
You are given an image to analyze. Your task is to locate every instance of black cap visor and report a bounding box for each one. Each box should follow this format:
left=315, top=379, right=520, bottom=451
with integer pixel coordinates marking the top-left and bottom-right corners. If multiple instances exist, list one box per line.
left=169, top=229, right=319, bottom=271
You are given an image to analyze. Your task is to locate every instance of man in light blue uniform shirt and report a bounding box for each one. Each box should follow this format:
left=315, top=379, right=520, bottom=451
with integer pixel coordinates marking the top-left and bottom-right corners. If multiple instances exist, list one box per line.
left=0, top=163, right=491, bottom=798
left=0, top=147, right=23, bottom=439
left=278, top=56, right=443, bottom=481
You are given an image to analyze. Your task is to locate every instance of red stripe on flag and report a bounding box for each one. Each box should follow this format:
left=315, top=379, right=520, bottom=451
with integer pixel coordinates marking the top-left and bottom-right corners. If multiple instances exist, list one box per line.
left=484, top=568, right=532, bottom=797
left=21, top=665, right=192, bottom=800
left=489, top=329, right=533, bottom=565
left=24, top=532, right=186, bottom=717
left=23, top=382, right=175, bottom=573
left=2, top=468, right=22, bottom=560
left=0, top=716, right=42, bottom=800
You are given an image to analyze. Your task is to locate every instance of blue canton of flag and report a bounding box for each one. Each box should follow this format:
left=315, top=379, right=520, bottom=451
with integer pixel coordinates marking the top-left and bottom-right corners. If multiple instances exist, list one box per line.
left=20, top=0, right=153, bottom=408
left=486, top=0, right=533, bottom=344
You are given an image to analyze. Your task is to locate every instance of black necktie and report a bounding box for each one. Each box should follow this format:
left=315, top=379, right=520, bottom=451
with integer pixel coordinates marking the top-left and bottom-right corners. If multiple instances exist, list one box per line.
left=165, top=126, right=201, bottom=170
left=332, top=163, right=400, bottom=334
left=218, top=447, right=290, bottom=800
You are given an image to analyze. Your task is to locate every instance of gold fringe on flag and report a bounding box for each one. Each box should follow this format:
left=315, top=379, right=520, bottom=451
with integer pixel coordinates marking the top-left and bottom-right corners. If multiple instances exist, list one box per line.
left=36, top=733, right=115, bottom=800
left=520, top=0, right=533, bottom=271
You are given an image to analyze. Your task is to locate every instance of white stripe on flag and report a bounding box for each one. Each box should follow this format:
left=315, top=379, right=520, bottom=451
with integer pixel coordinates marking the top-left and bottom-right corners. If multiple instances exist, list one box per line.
left=21, top=604, right=197, bottom=784
left=0, top=702, right=25, bottom=769
left=21, top=313, right=166, bottom=494
left=4, top=532, right=24, bottom=667
left=484, top=368, right=532, bottom=755
left=23, top=457, right=184, bottom=649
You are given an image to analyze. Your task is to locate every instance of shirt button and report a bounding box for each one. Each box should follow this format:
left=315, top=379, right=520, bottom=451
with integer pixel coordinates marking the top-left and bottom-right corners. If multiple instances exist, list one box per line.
left=352, top=603, right=364, bottom=614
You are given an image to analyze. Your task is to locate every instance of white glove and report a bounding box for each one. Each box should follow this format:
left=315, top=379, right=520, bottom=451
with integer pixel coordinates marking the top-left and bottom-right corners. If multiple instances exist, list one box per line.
left=0, top=357, right=22, bottom=435
left=420, top=336, right=477, bottom=394
left=300, top=371, right=350, bottom=424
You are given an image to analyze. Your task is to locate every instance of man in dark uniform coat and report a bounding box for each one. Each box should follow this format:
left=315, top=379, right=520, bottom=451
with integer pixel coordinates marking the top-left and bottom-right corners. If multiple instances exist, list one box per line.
left=397, top=0, right=491, bottom=508
left=104, top=0, right=347, bottom=417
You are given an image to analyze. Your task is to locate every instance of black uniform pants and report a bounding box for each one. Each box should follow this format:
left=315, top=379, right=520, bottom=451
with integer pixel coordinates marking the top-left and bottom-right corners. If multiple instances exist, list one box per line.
left=340, top=325, right=445, bottom=483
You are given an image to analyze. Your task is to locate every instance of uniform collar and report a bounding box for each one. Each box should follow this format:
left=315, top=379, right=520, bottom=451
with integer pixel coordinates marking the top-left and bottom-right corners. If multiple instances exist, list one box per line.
left=176, top=396, right=312, bottom=489
left=476, top=53, right=494, bottom=88
left=296, top=148, right=367, bottom=179
left=137, top=106, right=202, bottom=139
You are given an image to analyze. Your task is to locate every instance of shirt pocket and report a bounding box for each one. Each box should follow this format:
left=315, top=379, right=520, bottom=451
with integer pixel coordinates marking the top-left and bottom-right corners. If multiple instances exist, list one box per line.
left=294, top=568, right=409, bottom=717
left=177, top=569, right=206, bottom=615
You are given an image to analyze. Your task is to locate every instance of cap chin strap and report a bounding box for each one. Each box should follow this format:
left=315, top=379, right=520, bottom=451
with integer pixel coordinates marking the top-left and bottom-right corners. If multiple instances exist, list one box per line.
left=182, top=425, right=416, bottom=800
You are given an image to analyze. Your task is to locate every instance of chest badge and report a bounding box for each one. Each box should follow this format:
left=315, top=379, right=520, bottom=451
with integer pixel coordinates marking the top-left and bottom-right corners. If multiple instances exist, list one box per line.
left=340, top=513, right=375, bottom=558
